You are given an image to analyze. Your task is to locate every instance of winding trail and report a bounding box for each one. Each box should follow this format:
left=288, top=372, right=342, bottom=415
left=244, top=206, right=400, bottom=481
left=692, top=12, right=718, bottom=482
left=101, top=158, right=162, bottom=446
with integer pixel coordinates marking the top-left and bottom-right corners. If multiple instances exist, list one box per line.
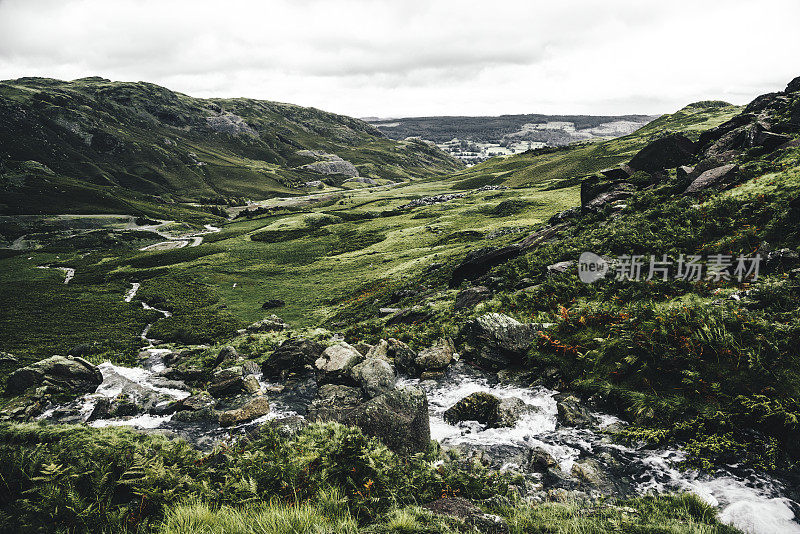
left=137, top=222, right=221, bottom=251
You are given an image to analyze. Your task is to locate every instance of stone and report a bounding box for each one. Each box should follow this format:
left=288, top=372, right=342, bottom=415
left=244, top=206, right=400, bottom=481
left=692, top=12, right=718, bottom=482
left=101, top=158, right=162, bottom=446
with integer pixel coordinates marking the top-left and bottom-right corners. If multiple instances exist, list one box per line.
left=527, top=447, right=558, bottom=472
left=242, top=374, right=262, bottom=394
left=261, top=338, right=325, bottom=378
left=583, top=183, right=635, bottom=211
left=444, top=392, right=528, bottom=428
left=546, top=260, right=575, bottom=276
left=444, top=392, right=501, bottom=426
left=246, top=315, right=288, bottom=332
left=208, top=366, right=246, bottom=398
left=261, top=299, right=285, bottom=309
left=308, top=384, right=430, bottom=455
left=786, top=76, right=800, bottom=94
left=555, top=394, right=599, bottom=427
left=352, top=342, right=373, bottom=356
left=454, top=285, right=492, bottom=310
left=599, top=166, right=632, bottom=181
left=218, top=396, right=270, bottom=427
left=0, top=352, right=18, bottom=365
left=365, top=339, right=390, bottom=360
left=314, top=342, right=364, bottom=385
left=5, top=355, right=102, bottom=395
left=684, top=164, right=739, bottom=194
left=176, top=391, right=216, bottom=412
left=422, top=497, right=509, bottom=534
left=413, top=338, right=456, bottom=374
left=570, top=459, right=606, bottom=488
left=459, top=313, right=545, bottom=369
left=627, top=133, right=696, bottom=173
left=350, top=357, right=396, bottom=398
left=214, top=345, right=238, bottom=367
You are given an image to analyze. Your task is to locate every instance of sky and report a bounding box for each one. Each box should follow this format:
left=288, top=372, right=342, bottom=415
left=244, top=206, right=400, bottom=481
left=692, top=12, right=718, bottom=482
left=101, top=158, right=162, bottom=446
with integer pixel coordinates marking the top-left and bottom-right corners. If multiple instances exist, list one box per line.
left=0, top=0, right=798, bottom=118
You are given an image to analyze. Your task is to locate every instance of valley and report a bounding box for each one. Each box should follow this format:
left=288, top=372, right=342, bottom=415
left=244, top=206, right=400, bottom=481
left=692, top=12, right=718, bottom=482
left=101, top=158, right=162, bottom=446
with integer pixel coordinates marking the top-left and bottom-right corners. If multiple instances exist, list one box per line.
left=1, top=75, right=800, bottom=533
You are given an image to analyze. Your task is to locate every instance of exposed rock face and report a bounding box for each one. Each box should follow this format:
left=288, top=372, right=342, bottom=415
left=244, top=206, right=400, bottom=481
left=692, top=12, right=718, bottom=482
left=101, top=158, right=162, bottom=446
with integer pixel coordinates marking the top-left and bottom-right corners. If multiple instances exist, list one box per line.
left=443, top=392, right=529, bottom=428
left=454, top=285, right=492, bottom=310
left=205, top=112, right=258, bottom=137
left=5, top=355, right=102, bottom=395
left=308, top=384, right=430, bottom=454
left=684, top=164, right=739, bottom=194
left=627, top=134, right=696, bottom=173
left=459, top=313, right=546, bottom=369
left=300, top=154, right=359, bottom=177
left=350, top=357, right=396, bottom=398
left=314, top=342, right=364, bottom=385
left=261, top=338, right=325, bottom=378
left=218, top=396, right=270, bottom=427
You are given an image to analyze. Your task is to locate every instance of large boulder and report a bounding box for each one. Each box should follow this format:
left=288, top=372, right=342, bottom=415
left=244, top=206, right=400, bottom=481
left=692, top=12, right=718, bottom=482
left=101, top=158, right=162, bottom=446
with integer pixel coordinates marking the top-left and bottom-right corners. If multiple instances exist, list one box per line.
left=684, top=164, right=739, bottom=194
left=261, top=338, right=325, bottom=378
left=459, top=313, right=545, bottom=369
left=5, top=355, right=102, bottom=395
left=218, top=396, right=270, bottom=427
left=411, top=338, right=456, bottom=375
left=208, top=366, right=247, bottom=398
left=627, top=134, right=696, bottom=173
left=443, top=392, right=529, bottom=428
left=787, top=76, right=800, bottom=94
left=308, top=384, right=430, bottom=455
left=314, top=342, right=364, bottom=385
left=350, top=357, right=396, bottom=398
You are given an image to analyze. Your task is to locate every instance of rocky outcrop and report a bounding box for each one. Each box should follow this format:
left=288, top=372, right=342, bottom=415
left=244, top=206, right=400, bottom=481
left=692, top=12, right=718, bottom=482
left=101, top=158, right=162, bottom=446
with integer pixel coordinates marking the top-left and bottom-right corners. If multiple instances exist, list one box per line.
left=205, top=112, right=259, bottom=137
left=300, top=154, right=359, bottom=177
left=208, top=366, right=248, bottom=398
left=261, top=338, right=325, bottom=379
left=5, top=355, right=102, bottom=395
left=627, top=134, right=696, bottom=173
left=459, top=313, right=547, bottom=369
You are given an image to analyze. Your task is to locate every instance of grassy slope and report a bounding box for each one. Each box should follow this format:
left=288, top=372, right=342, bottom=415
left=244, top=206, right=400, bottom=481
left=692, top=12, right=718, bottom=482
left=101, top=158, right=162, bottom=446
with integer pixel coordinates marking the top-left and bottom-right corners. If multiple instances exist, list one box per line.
left=0, top=77, right=462, bottom=215
left=449, top=102, right=741, bottom=189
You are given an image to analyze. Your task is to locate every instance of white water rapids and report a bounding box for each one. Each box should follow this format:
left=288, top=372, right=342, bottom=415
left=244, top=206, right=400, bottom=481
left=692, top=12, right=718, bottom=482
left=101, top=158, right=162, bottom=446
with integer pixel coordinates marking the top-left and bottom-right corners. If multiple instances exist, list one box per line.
left=36, top=323, right=800, bottom=534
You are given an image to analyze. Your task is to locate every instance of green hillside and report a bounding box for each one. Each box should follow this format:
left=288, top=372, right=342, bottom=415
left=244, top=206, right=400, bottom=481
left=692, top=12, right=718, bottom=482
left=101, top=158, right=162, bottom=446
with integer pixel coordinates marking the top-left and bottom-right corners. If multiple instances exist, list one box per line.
left=449, top=101, right=741, bottom=189
left=0, top=77, right=462, bottom=216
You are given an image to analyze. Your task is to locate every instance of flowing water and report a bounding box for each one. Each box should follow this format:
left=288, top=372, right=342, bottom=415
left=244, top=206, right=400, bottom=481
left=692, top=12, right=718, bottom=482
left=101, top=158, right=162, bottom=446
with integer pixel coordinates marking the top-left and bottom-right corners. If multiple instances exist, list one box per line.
left=401, top=365, right=800, bottom=534
left=37, top=345, right=800, bottom=533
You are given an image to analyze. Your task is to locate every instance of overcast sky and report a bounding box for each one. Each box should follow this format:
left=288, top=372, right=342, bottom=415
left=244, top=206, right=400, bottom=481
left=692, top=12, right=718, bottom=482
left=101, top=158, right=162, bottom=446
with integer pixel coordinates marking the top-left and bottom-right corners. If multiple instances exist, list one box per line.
left=0, top=0, right=798, bottom=118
